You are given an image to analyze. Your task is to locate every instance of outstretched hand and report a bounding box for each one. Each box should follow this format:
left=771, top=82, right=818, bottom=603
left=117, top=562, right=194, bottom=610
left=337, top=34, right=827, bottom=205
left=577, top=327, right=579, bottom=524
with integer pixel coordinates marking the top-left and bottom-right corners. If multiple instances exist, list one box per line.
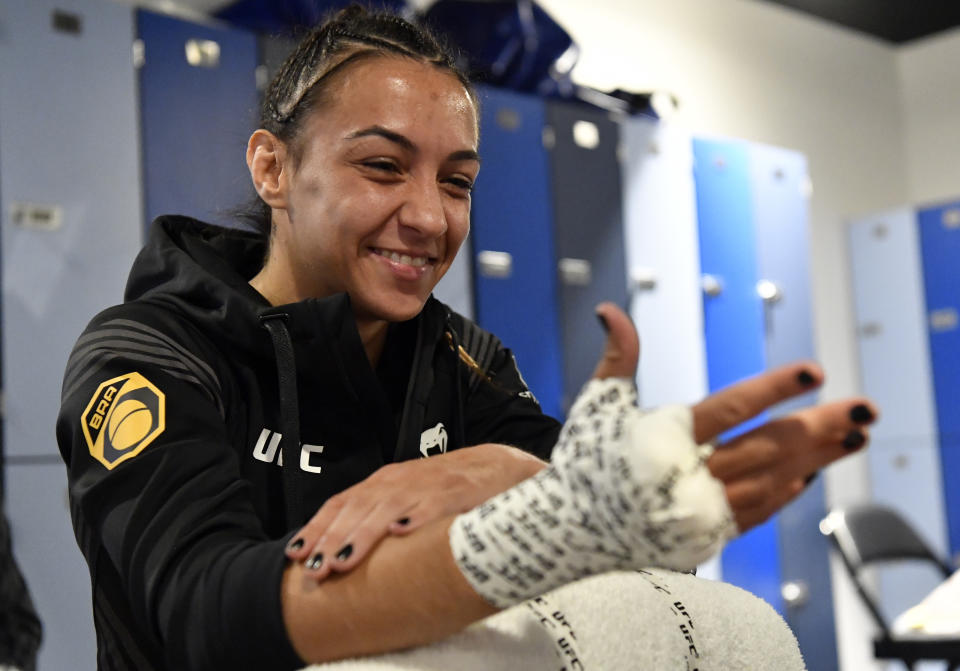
left=593, top=302, right=877, bottom=533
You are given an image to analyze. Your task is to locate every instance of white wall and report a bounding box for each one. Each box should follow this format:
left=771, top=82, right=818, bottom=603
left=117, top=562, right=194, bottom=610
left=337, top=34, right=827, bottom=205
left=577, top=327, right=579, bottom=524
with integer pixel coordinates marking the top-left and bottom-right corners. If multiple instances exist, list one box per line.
left=534, top=1, right=912, bottom=669
left=897, top=26, right=960, bottom=206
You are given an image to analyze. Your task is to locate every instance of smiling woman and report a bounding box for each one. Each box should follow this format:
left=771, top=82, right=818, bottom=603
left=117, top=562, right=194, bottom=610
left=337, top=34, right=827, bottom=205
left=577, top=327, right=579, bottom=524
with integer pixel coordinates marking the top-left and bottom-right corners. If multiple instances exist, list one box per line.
left=55, top=5, right=878, bottom=671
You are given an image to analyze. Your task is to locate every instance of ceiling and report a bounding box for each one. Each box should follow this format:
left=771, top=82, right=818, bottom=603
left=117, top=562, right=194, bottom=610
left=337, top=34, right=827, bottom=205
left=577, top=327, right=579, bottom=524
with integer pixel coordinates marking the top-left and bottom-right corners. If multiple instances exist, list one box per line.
left=136, top=0, right=960, bottom=46
left=757, top=0, right=960, bottom=44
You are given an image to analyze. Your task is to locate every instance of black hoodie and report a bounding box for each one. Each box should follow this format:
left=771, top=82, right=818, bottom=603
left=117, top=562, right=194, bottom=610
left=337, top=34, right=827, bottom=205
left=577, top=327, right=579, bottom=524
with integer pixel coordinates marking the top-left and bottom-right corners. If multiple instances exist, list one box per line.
left=56, top=216, right=560, bottom=671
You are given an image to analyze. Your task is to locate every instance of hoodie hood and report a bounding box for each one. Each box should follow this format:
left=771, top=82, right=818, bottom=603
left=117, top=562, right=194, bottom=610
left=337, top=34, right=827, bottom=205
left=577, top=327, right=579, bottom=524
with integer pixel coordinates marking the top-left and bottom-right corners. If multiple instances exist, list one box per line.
left=124, top=216, right=275, bottom=354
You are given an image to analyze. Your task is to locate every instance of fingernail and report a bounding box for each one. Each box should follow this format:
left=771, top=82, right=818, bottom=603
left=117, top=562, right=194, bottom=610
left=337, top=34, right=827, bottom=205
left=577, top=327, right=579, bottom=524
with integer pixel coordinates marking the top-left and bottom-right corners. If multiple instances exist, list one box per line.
left=843, top=430, right=866, bottom=450
left=306, top=553, right=323, bottom=571
left=336, top=544, right=353, bottom=562
left=797, top=370, right=816, bottom=387
left=849, top=404, right=874, bottom=424
left=596, top=313, right=609, bottom=333
left=396, top=517, right=410, bottom=526
left=804, top=471, right=819, bottom=487
left=287, top=537, right=304, bottom=552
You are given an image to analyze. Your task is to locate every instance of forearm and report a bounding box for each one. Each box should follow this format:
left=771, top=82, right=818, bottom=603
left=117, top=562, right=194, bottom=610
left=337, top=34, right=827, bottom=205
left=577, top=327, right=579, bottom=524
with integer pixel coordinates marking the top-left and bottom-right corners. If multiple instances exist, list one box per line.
left=283, top=515, right=492, bottom=663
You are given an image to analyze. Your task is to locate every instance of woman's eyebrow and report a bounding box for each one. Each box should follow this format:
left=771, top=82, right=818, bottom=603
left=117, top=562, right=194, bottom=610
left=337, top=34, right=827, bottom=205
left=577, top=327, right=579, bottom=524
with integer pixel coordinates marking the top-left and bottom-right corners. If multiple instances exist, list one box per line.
left=346, top=126, right=479, bottom=163
left=346, top=126, right=415, bottom=151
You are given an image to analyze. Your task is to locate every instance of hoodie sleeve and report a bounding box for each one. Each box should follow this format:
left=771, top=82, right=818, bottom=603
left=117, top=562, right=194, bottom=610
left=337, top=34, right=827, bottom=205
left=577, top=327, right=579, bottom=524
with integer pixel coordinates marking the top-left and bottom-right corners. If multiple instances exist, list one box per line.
left=454, top=317, right=562, bottom=460
left=56, top=309, right=304, bottom=671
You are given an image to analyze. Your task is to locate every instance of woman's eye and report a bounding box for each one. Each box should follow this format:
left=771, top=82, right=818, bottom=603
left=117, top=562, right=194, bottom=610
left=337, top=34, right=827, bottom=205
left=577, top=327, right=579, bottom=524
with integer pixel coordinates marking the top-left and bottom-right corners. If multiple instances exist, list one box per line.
left=445, top=177, right=474, bottom=193
left=364, top=160, right=400, bottom=173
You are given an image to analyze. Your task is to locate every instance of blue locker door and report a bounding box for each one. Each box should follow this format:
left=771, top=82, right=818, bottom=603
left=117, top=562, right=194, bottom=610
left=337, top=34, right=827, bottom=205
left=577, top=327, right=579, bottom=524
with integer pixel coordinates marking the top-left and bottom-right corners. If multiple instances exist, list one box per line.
left=917, top=201, right=960, bottom=561
left=693, top=138, right=783, bottom=613
left=138, top=10, right=259, bottom=229
left=470, top=86, right=563, bottom=419
left=750, top=144, right=837, bottom=670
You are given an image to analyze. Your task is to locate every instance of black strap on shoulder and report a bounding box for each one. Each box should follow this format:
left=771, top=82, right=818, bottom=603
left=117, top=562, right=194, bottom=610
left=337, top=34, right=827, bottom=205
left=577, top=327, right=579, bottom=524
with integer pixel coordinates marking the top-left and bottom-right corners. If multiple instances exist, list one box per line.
left=260, top=313, right=304, bottom=528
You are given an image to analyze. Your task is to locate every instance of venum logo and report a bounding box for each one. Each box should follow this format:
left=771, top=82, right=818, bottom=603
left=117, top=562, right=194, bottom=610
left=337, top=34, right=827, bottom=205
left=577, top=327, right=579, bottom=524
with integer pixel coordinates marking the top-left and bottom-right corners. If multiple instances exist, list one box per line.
left=81, top=372, right=165, bottom=470
left=252, top=428, right=324, bottom=474
left=419, top=422, right=448, bottom=458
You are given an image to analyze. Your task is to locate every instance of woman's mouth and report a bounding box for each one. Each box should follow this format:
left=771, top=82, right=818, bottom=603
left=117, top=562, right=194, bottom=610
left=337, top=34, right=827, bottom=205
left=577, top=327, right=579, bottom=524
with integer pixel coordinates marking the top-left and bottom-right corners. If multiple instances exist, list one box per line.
left=372, top=248, right=433, bottom=268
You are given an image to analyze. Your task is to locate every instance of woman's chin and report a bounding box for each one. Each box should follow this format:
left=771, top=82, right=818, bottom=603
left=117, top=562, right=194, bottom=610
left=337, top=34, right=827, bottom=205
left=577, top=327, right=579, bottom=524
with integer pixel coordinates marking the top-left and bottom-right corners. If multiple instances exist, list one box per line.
left=355, top=294, right=429, bottom=324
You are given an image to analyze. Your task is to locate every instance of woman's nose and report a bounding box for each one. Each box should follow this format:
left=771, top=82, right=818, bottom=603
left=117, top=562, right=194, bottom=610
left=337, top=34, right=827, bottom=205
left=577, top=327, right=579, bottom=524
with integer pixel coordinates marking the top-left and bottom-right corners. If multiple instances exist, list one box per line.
left=398, top=179, right=447, bottom=237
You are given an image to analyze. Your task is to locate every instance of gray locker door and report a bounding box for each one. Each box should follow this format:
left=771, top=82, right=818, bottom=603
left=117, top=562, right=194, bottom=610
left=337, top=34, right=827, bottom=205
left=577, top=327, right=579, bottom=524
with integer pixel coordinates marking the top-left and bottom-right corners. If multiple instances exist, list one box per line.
left=546, top=103, right=628, bottom=414
left=848, top=208, right=949, bottom=634
left=0, top=1, right=142, bottom=667
left=620, top=117, right=708, bottom=410
left=6, top=464, right=96, bottom=670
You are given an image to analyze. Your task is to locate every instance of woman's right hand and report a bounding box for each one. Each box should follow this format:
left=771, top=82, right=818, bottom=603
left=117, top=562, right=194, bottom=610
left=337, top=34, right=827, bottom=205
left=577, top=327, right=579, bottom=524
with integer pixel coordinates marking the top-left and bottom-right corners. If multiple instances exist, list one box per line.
left=594, top=302, right=877, bottom=534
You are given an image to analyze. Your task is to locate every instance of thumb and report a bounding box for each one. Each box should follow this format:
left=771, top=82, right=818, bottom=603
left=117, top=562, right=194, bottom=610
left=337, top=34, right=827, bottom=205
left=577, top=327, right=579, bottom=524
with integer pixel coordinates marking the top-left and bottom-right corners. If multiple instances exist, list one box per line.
left=591, top=302, right=640, bottom=380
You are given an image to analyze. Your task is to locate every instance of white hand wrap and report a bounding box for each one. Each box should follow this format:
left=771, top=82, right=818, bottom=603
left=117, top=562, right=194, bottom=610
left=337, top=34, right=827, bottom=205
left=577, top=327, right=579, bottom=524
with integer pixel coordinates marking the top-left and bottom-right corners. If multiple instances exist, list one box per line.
left=449, top=378, right=736, bottom=608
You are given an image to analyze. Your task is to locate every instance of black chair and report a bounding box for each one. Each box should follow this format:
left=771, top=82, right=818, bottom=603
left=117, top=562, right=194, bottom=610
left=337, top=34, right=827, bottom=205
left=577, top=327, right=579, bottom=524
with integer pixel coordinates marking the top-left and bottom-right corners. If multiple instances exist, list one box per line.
left=821, top=504, right=960, bottom=670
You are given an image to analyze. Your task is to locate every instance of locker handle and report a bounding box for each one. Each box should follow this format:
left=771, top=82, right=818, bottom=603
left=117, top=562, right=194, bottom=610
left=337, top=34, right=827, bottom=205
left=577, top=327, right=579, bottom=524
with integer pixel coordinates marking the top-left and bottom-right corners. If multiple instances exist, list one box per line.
left=477, top=250, right=513, bottom=279
left=756, top=279, right=782, bottom=304
left=701, top=274, right=723, bottom=297
left=930, top=308, right=958, bottom=333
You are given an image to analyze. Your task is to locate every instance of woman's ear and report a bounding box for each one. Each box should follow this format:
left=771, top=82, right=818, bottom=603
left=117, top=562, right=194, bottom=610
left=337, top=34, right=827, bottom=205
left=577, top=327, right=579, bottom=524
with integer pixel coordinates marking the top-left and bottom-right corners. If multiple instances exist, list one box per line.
left=246, top=129, right=289, bottom=209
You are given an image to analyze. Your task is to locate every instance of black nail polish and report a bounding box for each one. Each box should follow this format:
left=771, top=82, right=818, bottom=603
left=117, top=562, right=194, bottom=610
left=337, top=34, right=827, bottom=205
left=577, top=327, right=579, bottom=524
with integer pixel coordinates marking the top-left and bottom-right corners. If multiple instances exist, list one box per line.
left=849, top=404, right=874, bottom=424
left=397, top=517, right=410, bottom=526
left=596, top=313, right=609, bottom=333
left=306, top=553, right=323, bottom=571
left=797, top=370, right=816, bottom=387
left=804, top=471, right=819, bottom=487
left=843, top=430, right=866, bottom=450
left=336, top=544, right=353, bottom=562
left=287, top=537, right=304, bottom=552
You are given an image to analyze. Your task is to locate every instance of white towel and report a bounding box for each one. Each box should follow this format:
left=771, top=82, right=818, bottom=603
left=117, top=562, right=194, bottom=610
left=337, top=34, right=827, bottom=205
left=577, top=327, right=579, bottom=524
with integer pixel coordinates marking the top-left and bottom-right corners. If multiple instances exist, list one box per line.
left=304, top=569, right=806, bottom=670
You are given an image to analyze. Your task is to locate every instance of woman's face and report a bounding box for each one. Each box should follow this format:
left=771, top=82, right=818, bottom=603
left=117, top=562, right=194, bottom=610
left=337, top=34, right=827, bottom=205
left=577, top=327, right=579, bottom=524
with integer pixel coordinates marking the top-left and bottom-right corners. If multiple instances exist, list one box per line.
left=275, top=56, right=479, bottom=324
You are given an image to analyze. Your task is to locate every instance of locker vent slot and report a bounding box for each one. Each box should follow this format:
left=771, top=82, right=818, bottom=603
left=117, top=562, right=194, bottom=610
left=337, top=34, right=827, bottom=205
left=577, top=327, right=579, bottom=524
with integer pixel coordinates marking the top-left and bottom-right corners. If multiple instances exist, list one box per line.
left=10, top=202, right=63, bottom=231
left=185, top=39, right=221, bottom=68
left=930, top=308, right=958, bottom=333
left=477, top=251, right=513, bottom=278
left=942, top=208, right=960, bottom=230
left=52, top=9, right=82, bottom=35
left=558, top=258, right=592, bottom=286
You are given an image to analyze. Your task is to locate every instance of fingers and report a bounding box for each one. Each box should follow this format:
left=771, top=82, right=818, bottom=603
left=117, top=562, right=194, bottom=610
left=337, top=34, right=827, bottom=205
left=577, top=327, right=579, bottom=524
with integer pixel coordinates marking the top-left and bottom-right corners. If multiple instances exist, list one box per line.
left=591, top=302, right=640, bottom=380
left=709, top=396, right=879, bottom=533
left=692, top=362, right=824, bottom=444
left=284, top=481, right=417, bottom=582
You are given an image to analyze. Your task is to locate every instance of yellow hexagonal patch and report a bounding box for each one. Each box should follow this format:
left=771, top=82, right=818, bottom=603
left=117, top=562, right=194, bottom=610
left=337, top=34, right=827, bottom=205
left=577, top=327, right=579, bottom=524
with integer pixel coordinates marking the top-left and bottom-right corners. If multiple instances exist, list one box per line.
left=81, top=372, right=165, bottom=470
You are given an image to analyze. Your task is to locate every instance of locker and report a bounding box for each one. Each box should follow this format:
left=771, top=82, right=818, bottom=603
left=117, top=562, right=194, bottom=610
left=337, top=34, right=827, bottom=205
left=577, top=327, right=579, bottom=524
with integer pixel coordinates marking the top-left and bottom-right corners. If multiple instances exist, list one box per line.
left=917, top=201, right=960, bottom=559
left=546, top=102, right=629, bottom=414
left=138, top=9, right=259, bottom=230
left=7, top=463, right=97, bottom=670
left=848, top=207, right=949, bottom=644
left=0, top=0, right=143, bottom=461
left=470, top=86, right=564, bottom=419
left=619, top=118, right=707, bottom=407
left=693, top=138, right=783, bottom=613
left=751, top=144, right=837, bottom=671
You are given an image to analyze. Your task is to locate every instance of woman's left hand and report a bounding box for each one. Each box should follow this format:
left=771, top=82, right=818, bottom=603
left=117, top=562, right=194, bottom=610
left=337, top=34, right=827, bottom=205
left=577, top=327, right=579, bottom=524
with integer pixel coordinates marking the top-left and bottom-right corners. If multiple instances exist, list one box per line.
left=285, top=443, right=546, bottom=581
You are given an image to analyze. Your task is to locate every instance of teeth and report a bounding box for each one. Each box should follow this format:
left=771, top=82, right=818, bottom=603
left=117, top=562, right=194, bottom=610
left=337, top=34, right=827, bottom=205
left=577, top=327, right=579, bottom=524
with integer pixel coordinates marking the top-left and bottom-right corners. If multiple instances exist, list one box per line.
left=377, top=249, right=428, bottom=267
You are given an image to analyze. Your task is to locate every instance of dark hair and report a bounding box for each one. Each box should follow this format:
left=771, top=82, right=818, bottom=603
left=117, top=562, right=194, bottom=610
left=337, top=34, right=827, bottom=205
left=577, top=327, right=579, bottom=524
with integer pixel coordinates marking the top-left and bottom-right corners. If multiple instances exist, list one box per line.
left=239, top=4, right=476, bottom=239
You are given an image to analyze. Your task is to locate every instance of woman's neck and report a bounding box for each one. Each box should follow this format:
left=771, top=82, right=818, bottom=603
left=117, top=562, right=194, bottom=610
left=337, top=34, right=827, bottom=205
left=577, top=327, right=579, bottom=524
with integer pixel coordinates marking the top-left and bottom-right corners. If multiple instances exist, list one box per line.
left=356, top=318, right=389, bottom=368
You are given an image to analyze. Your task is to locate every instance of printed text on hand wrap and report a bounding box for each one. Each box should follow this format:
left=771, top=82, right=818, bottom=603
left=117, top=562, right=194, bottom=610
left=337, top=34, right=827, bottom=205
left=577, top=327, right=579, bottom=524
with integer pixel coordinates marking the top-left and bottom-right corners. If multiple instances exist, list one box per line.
left=450, top=378, right=737, bottom=608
